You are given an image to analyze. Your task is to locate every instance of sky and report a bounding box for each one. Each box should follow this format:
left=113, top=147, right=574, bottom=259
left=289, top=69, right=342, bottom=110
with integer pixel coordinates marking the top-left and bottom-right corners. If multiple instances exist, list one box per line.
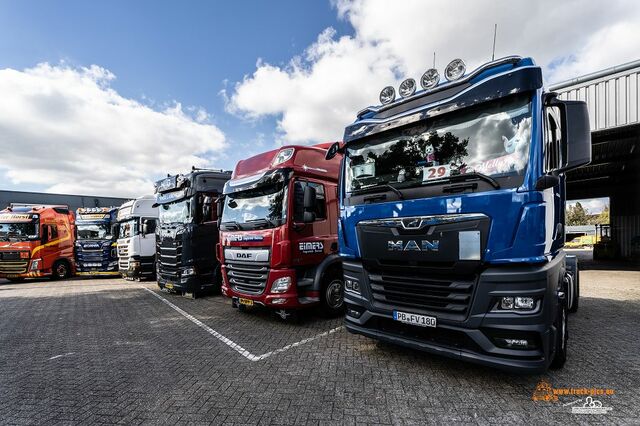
left=567, top=197, right=609, bottom=215
left=0, top=0, right=639, bottom=198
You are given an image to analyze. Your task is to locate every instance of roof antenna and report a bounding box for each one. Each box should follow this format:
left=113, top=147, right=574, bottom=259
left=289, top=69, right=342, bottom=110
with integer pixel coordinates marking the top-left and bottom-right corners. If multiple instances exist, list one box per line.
left=491, top=24, right=497, bottom=61
left=433, top=52, right=436, bottom=68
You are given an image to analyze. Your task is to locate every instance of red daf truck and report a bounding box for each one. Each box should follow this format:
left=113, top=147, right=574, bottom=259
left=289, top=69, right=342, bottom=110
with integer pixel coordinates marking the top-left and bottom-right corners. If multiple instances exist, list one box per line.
left=0, top=204, right=75, bottom=281
left=219, top=143, right=343, bottom=319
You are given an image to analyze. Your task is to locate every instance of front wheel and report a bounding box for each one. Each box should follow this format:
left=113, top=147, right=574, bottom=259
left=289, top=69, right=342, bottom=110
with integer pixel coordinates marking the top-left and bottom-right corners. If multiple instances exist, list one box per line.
left=320, top=274, right=344, bottom=317
left=550, top=300, right=568, bottom=369
left=51, top=260, right=71, bottom=280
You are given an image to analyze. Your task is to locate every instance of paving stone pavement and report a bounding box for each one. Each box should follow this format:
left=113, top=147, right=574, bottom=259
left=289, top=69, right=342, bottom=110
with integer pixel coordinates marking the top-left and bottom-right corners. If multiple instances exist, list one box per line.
left=0, top=270, right=638, bottom=425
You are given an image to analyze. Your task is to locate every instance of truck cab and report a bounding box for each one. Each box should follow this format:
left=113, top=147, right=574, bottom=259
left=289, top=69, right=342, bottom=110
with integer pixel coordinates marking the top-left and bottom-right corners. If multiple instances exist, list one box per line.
left=0, top=204, right=75, bottom=281
left=116, top=195, right=158, bottom=280
left=154, top=169, right=231, bottom=296
left=328, top=56, right=591, bottom=372
left=75, top=207, right=120, bottom=276
left=219, top=143, right=344, bottom=319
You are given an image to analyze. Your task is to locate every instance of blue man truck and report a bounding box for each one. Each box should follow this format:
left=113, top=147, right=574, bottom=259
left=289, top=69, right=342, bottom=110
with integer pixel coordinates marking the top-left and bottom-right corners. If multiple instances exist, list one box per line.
left=326, top=56, right=591, bottom=373
left=75, top=207, right=120, bottom=276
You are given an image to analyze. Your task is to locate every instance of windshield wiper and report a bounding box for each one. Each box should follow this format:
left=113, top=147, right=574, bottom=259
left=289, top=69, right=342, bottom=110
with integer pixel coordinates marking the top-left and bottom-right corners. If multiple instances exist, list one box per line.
left=352, top=181, right=405, bottom=200
left=246, top=218, right=278, bottom=229
left=221, top=221, right=242, bottom=230
left=421, top=171, right=500, bottom=190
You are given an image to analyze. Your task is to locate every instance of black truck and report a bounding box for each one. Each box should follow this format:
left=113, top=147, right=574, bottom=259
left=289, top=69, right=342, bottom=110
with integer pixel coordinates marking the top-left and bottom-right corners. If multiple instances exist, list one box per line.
left=154, top=168, right=231, bottom=297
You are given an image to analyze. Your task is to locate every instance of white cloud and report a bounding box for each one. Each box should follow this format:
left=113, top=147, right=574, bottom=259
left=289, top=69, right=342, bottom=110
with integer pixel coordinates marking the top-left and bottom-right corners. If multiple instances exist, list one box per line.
left=228, top=0, right=640, bottom=144
left=567, top=197, right=609, bottom=214
left=0, top=63, right=227, bottom=198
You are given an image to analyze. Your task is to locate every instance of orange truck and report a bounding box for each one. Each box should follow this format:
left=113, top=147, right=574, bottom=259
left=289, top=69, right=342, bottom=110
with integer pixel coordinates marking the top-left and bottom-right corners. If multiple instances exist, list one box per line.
left=0, top=204, right=76, bottom=281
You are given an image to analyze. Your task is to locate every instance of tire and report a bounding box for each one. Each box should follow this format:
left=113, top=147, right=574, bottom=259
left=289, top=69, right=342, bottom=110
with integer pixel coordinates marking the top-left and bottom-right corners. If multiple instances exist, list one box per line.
left=550, top=299, right=568, bottom=370
left=569, top=271, right=580, bottom=313
left=51, top=260, right=71, bottom=280
left=320, top=272, right=345, bottom=317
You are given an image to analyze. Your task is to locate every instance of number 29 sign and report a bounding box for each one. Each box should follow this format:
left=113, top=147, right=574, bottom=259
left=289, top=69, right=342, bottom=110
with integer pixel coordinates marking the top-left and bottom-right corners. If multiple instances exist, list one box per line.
left=423, top=164, right=451, bottom=181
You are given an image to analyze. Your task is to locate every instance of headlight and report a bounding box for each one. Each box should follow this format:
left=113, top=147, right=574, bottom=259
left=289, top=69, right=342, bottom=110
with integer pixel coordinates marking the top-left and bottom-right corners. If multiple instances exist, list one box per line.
left=271, top=276, right=291, bottom=293
left=182, top=267, right=196, bottom=276
left=398, top=78, right=416, bottom=98
left=345, top=278, right=360, bottom=294
left=444, top=58, right=466, bottom=81
left=421, top=68, right=440, bottom=89
left=499, top=296, right=537, bottom=311
left=379, top=86, right=395, bottom=105
left=29, top=258, right=42, bottom=271
left=273, top=148, right=295, bottom=165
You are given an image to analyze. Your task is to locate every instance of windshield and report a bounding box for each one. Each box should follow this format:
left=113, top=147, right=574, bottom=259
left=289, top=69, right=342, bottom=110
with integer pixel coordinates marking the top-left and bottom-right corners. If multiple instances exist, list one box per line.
left=77, top=223, right=111, bottom=240
left=0, top=222, right=39, bottom=241
left=221, top=184, right=287, bottom=229
left=118, top=219, right=138, bottom=238
left=345, top=94, right=532, bottom=193
left=159, top=199, right=191, bottom=224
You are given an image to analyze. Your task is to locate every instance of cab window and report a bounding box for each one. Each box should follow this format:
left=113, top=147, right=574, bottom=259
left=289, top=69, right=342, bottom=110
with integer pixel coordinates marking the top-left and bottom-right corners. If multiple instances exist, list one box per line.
left=293, top=181, right=326, bottom=222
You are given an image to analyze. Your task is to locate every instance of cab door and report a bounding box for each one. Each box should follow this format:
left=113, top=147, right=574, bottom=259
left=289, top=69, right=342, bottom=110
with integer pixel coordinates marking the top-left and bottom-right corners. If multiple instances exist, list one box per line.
left=290, top=179, right=334, bottom=267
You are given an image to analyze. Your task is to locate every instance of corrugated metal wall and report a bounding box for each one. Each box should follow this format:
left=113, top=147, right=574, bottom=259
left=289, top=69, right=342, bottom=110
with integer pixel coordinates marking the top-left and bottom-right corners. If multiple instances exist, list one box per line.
left=612, top=215, right=640, bottom=258
left=550, top=60, right=640, bottom=132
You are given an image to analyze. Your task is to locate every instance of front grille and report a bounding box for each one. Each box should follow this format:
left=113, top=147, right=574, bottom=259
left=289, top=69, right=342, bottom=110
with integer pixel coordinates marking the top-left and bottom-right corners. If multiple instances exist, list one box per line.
left=366, top=266, right=476, bottom=321
left=157, top=243, right=181, bottom=278
left=226, top=261, right=269, bottom=295
left=0, top=260, right=29, bottom=274
left=118, top=245, right=129, bottom=257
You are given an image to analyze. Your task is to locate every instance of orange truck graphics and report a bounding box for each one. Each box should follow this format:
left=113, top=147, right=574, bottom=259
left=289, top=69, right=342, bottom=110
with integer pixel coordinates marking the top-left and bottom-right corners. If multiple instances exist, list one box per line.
left=0, top=204, right=76, bottom=281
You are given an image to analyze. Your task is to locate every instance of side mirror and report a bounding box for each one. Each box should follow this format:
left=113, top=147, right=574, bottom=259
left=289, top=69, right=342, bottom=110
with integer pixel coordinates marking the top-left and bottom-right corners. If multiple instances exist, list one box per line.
left=535, top=174, right=560, bottom=191
left=202, top=196, right=213, bottom=222
left=216, top=196, right=224, bottom=227
left=303, top=211, right=316, bottom=223
left=548, top=97, right=592, bottom=173
left=325, top=141, right=343, bottom=160
left=303, top=185, right=316, bottom=211
left=111, top=223, right=118, bottom=239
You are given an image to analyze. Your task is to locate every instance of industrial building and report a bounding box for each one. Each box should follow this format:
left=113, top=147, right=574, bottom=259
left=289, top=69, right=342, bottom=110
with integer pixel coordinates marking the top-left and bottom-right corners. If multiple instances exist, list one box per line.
left=551, top=59, right=640, bottom=259
left=0, top=189, right=129, bottom=213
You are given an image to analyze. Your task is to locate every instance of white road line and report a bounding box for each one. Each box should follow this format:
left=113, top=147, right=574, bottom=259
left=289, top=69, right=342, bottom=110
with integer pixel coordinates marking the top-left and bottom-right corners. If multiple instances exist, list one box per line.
left=48, top=352, right=75, bottom=360
left=142, top=287, right=343, bottom=362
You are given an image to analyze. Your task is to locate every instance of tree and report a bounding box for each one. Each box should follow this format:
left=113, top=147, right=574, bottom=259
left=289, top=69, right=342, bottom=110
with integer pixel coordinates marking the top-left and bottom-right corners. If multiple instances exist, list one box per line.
left=567, top=202, right=589, bottom=226
left=594, top=206, right=610, bottom=225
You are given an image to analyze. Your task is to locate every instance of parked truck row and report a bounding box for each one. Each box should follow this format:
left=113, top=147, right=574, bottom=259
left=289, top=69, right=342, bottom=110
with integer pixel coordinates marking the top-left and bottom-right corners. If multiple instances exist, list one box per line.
left=0, top=55, right=592, bottom=373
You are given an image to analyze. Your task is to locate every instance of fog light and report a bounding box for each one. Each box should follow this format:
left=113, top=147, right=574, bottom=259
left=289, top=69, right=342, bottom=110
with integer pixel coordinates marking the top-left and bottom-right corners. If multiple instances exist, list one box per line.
left=271, top=298, right=287, bottom=305
left=345, top=278, right=360, bottom=294
left=379, top=86, right=395, bottom=105
left=398, top=78, right=416, bottom=97
left=500, top=297, right=514, bottom=310
left=346, top=306, right=363, bottom=319
left=271, top=276, right=291, bottom=293
left=515, top=297, right=535, bottom=310
left=494, top=337, right=531, bottom=349
left=444, top=58, right=466, bottom=81
left=182, top=267, right=196, bottom=276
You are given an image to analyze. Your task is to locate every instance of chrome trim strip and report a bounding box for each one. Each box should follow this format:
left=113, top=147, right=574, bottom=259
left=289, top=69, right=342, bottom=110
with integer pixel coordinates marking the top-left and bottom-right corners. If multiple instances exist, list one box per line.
left=359, top=213, right=488, bottom=229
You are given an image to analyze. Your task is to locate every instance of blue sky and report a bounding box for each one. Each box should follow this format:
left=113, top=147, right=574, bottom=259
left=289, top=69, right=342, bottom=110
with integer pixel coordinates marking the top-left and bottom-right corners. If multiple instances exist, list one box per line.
left=0, top=0, right=349, bottom=164
left=0, top=0, right=638, bottom=197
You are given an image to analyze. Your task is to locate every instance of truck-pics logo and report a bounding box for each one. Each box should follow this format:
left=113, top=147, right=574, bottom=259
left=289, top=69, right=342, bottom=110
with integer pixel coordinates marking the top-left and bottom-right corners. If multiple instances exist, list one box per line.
left=299, top=242, right=324, bottom=254
left=388, top=240, right=439, bottom=252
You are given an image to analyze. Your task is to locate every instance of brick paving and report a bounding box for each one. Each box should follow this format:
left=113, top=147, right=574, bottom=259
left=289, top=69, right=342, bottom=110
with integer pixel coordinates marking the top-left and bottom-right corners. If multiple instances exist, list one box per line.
left=0, top=270, right=638, bottom=425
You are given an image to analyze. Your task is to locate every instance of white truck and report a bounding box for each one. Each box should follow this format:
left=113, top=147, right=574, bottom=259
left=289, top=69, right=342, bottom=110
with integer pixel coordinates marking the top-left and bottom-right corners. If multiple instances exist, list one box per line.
left=116, top=195, right=158, bottom=280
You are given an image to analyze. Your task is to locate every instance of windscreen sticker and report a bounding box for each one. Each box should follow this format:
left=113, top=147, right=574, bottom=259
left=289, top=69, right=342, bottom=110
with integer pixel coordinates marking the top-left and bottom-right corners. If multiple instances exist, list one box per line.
left=299, top=242, right=324, bottom=254
left=0, top=213, right=35, bottom=222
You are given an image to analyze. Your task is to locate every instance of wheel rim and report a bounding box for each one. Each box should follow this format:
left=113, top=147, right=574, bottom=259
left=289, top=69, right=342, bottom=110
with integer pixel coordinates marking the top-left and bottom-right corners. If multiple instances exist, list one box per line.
left=325, top=279, right=344, bottom=309
left=56, top=264, right=67, bottom=277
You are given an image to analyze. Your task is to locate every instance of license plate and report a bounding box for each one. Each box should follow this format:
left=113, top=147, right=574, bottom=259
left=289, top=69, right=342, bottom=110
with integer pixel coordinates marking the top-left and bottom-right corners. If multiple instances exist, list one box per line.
left=393, top=310, right=436, bottom=328
left=165, top=283, right=174, bottom=289
left=7, top=274, right=19, bottom=278
left=238, top=297, right=254, bottom=307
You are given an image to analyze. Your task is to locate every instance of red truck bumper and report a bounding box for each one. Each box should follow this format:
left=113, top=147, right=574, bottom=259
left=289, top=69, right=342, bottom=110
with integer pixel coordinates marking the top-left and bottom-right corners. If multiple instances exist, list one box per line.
left=221, top=266, right=318, bottom=309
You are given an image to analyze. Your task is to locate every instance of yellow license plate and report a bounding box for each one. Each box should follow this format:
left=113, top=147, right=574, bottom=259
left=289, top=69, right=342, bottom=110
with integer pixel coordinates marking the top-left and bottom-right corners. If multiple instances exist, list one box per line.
left=165, top=283, right=174, bottom=289
left=6, top=274, right=19, bottom=278
left=239, top=298, right=254, bottom=306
